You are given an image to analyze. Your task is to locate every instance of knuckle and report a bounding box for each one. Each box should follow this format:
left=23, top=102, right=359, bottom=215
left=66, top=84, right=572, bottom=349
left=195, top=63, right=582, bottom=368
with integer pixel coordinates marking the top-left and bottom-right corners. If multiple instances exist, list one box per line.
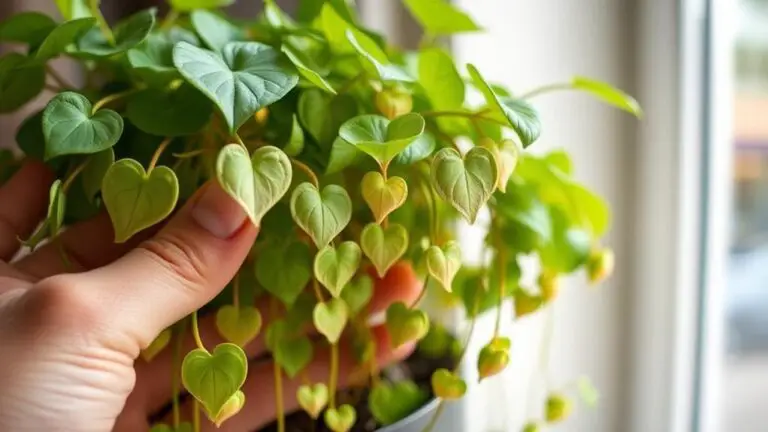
left=137, top=233, right=209, bottom=289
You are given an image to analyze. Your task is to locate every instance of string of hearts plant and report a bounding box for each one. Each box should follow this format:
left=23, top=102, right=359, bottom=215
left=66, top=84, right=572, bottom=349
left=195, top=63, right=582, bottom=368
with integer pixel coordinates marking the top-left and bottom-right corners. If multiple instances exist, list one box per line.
left=0, top=0, right=640, bottom=431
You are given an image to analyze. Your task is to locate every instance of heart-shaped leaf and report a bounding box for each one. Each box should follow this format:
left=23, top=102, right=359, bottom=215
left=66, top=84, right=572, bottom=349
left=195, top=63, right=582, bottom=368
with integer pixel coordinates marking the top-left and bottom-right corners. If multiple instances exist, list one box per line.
left=522, top=423, right=542, bottom=432
left=102, top=159, right=179, bottom=243
left=266, top=320, right=314, bottom=377
left=402, top=0, right=480, bottom=35
left=76, top=9, right=156, bottom=57
left=545, top=393, right=572, bottom=423
left=425, top=241, right=461, bottom=292
left=81, top=148, right=114, bottom=201
left=171, top=0, right=235, bottom=12
left=484, top=139, right=520, bottom=193
left=216, top=305, right=263, bottom=347
left=326, top=137, right=368, bottom=175
left=216, top=144, right=293, bottom=225
left=430, top=147, right=498, bottom=224
left=127, top=30, right=199, bottom=86
left=282, top=45, right=336, bottom=94
left=35, top=18, right=96, bottom=60
left=314, top=241, right=361, bottom=298
left=586, top=247, right=614, bottom=285
left=369, top=380, right=428, bottom=426
left=126, top=83, right=213, bottom=136
left=0, top=54, right=46, bottom=113
left=324, top=404, right=356, bottom=432
left=256, top=238, right=312, bottom=306
left=361, top=172, right=407, bottom=224
left=211, top=390, right=245, bottom=427
left=341, top=274, right=373, bottom=314
left=173, top=41, right=298, bottom=133
left=298, top=89, right=358, bottom=148
left=339, top=113, right=425, bottom=167
left=467, top=64, right=541, bottom=147
left=297, top=383, right=329, bottom=419
left=477, top=339, right=510, bottom=380
left=385, top=301, right=429, bottom=348
left=360, top=223, right=408, bottom=278
left=431, top=368, right=466, bottom=400
left=141, top=328, right=171, bottom=362
left=190, top=10, right=243, bottom=52
left=181, top=343, right=248, bottom=422
left=42, top=92, right=124, bottom=160
left=346, top=29, right=413, bottom=82
left=514, top=290, right=544, bottom=319
left=313, top=298, right=349, bottom=344
left=572, top=76, right=643, bottom=117
left=290, top=183, right=352, bottom=249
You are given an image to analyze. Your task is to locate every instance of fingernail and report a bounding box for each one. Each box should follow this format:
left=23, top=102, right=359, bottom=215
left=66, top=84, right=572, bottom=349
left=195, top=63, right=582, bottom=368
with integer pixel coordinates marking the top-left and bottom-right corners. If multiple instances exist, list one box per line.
left=191, top=183, right=247, bottom=239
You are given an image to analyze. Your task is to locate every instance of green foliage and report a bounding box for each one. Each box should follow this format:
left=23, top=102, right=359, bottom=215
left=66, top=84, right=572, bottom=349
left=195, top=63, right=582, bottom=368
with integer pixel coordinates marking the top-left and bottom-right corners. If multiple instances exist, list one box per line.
left=1, top=0, right=639, bottom=428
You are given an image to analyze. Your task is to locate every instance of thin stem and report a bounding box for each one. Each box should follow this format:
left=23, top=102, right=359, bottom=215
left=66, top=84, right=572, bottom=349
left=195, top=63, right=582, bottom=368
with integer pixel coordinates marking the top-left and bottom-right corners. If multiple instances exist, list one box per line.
left=518, top=82, right=572, bottom=99
left=191, top=311, right=206, bottom=352
left=57, top=240, right=72, bottom=270
left=233, top=273, right=240, bottom=309
left=192, top=399, right=201, bottom=432
left=274, top=359, right=286, bottom=432
left=410, top=276, right=430, bottom=309
left=420, top=110, right=507, bottom=127
left=453, top=314, right=478, bottom=372
left=161, top=9, right=180, bottom=30
left=291, top=158, right=319, bottom=188
left=421, top=401, right=446, bottom=432
left=493, top=245, right=507, bottom=338
left=233, top=133, right=248, bottom=150
left=46, top=65, right=75, bottom=90
left=88, top=0, right=115, bottom=46
left=91, top=87, right=142, bottom=114
left=148, top=137, right=173, bottom=172
left=62, top=159, right=89, bottom=193
left=172, top=324, right=184, bottom=428
left=173, top=149, right=210, bottom=159
left=311, top=278, right=325, bottom=303
left=329, top=343, right=340, bottom=408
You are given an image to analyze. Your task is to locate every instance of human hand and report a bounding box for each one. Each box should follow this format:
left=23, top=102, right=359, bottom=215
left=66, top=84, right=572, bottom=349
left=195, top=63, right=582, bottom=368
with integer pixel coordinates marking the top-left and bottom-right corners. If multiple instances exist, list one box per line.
left=0, top=161, right=420, bottom=432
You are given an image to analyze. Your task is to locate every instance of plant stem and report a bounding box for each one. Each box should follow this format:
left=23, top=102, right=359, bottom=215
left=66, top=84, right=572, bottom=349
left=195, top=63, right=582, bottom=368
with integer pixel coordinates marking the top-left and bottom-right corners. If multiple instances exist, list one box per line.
left=233, top=273, right=240, bottom=309
left=233, top=133, right=248, bottom=150
left=274, top=359, right=286, bottom=432
left=312, top=278, right=325, bottom=303
left=329, top=343, right=340, bottom=408
left=88, top=0, right=115, bottom=46
left=172, top=323, right=184, bottom=428
left=148, top=137, right=173, bottom=172
left=493, top=244, right=507, bottom=338
left=410, top=276, right=429, bottom=309
left=91, top=87, right=142, bottom=114
left=453, top=314, right=478, bottom=372
left=62, top=159, right=89, bottom=193
left=46, top=65, right=75, bottom=90
left=57, top=240, right=72, bottom=270
left=191, top=311, right=206, bottom=352
left=192, top=399, right=201, bottom=432
left=421, top=401, right=445, bottom=432
left=519, top=82, right=573, bottom=99
left=161, top=9, right=180, bottom=30
left=421, top=110, right=507, bottom=127
left=291, top=158, right=319, bottom=188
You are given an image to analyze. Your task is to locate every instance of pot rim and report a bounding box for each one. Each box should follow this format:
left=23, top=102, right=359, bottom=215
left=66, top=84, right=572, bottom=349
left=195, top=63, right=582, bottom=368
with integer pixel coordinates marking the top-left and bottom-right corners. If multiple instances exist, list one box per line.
left=376, top=397, right=442, bottom=432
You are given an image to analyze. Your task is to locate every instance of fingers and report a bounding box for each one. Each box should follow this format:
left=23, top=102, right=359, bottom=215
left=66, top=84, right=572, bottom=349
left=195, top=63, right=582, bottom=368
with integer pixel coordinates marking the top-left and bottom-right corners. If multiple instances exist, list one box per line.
left=135, top=262, right=423, bottom=413
left=167, top=325, right=414, bottom=432
left=13, top=212, right=151, bottom=279
left=0, top=161, right=54, bottom=260
left=74, top=181, right=258, bottom=352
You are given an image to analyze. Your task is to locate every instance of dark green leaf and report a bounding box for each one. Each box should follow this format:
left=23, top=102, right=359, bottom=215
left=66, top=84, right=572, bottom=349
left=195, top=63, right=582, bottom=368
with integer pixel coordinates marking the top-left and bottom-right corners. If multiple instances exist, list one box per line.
left=255, top=238, right=313, bottom=306
left=81, top=148, right=114, bottom=200
left=402, top=0, right=480, bottom=35
left=76, top=8, right=156, bottom=57
left=16, top=111, right=45, bottom=160
left=0, top=12, right=56, bottom=46
left=127, top=30, right=198, bottom=85
left=127, top=83, right=213, bottom=136
left=298, top=89, right=358, bottom=147
left=282, top=45, right=336, bottom=94
left=190, top=10, right=243, bottom=52
left=369, top=381, right=428, bottom=426
left=326, top=137, right=365, bottom=174
left=0, top=54, right=46, bottom=113
left=173, top=41, right=298, bottom=133
left=35, top=18, right=96, bottom=60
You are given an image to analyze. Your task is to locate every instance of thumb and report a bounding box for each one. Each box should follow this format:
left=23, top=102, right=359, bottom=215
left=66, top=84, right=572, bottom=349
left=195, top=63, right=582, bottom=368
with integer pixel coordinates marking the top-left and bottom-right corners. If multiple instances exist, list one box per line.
left=78, top=181, right=258, bottom=349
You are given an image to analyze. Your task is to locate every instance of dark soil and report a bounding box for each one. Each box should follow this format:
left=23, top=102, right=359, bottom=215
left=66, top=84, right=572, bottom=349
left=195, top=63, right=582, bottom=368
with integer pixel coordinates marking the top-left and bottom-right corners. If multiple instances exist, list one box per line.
left=257, top=349, right=456, bottom=432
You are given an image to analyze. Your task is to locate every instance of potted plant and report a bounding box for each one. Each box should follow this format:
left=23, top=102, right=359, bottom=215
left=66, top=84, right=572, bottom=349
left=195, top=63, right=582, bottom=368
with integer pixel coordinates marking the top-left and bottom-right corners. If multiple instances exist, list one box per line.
left=0, top=0, right=640, bottom=431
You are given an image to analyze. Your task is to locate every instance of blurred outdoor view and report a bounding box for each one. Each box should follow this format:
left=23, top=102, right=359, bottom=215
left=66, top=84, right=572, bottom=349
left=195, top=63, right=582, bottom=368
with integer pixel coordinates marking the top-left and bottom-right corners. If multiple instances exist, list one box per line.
left=726, top=0, right=768, bottom=428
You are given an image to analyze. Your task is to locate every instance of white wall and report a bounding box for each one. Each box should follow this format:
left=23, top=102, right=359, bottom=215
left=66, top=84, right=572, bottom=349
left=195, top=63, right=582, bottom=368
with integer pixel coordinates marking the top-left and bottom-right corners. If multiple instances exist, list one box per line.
left=452, top=1, right=637, bottom=431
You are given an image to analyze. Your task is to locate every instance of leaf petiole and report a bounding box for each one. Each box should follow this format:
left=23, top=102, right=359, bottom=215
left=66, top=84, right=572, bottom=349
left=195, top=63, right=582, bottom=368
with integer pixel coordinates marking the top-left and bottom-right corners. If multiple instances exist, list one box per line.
left=62, top=159, right=89, bottom=193
left=291, top=158, right=319, bottom=188
left=329, top=342, right=340, bottom=408
left=161, top=9, right=180, bottom=30
left=409, top=276, right=429, bottom=309
left=191, top=311, right=207, bottom=353
left=192, top=399, right=201, bottom=432
left=148, top=137, right=173, bottom=172
left=91, top=87, right=143, bottom=114
left=518, top=83, right=572, bottom=100
left=420, top=110, right=507, bottom=127
left=274, top=359, right=286, bottom=432
left=88, top=0, right=115, bottom=47
left=172, top=323, right=184, bottom=428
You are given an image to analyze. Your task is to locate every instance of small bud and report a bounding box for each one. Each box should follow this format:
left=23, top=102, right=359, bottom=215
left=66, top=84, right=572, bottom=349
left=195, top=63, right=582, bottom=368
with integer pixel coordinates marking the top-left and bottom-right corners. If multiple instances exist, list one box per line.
left=587, top=247, right=615, bottom=284
left=477, top=340, right=510, bottom=380
left=538, top=270, right=559, bottom=302
left=545, top=393, right=572, bottom=423
left=514, top=290, right=544, bottom=318
left=522, top=422, right=542, bottom=432
left=375, top=87, right=413, bottom=119
left=254, top=107, right=269, bottom=126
